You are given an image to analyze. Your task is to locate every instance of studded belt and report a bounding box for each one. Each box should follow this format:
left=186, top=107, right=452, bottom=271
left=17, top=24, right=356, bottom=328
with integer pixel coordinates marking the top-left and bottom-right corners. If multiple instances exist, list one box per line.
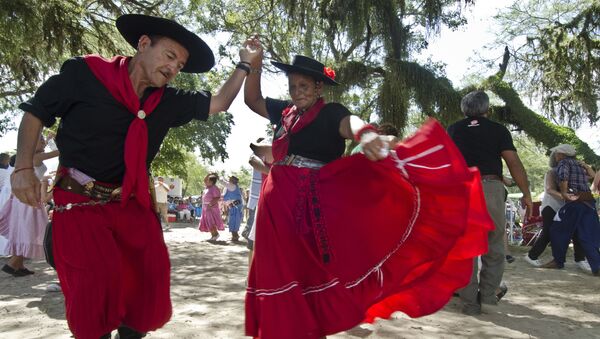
left=54, top=199, right=110, bottom=212
left=55, top=174, right=122, bottom=201
left=275, top=154, right=326, bottom=170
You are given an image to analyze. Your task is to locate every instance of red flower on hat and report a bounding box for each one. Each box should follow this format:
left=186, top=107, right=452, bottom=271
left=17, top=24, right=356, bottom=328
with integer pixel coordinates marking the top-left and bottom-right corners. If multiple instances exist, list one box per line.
left=323, top=66, right=336, bottom=80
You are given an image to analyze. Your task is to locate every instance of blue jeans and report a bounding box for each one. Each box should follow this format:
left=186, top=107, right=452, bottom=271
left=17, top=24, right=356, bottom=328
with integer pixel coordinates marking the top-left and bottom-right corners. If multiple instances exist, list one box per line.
left=551, top=200, right=600, bottom=273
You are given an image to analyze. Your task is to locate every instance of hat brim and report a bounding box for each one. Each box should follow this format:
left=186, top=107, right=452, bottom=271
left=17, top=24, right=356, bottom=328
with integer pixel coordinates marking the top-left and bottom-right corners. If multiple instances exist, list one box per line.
left=272, top=61, right=339, bottom=85
left=117, top=14, right=214, bottom=73
left=550, top=147, right=576, bottom=156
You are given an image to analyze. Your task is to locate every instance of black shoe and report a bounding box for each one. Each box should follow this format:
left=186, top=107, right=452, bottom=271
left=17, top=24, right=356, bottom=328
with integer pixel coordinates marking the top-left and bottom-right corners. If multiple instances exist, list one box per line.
left=116, top=326, right=146, bottom=339
left=17, top=267, right=34, bottom=275
left=2, top=264, right=30, bottom=277
left=506, top=255, right=515, bottom=264
left=2, top=264, right=16, bottom=275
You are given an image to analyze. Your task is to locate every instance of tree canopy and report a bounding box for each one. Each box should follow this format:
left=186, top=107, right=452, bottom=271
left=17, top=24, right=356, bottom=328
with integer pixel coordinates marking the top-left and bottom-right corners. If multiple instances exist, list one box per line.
left=0, top=0, right=235, bottom=176
left=0, top=0, right=598, bottom=176
left=493, top=0, right=600, bottom=128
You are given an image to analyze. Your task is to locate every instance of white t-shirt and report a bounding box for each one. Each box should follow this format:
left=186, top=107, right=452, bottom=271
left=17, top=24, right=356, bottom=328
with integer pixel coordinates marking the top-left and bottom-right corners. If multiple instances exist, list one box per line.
left=155, top=182, right=170, bottom=203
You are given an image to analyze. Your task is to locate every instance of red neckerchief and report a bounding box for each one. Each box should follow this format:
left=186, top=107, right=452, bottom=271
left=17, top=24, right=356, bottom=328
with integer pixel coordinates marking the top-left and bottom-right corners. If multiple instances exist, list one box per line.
left=272, top=98, right=326, bottom=162
left=84, top=54, right=165, bottom=209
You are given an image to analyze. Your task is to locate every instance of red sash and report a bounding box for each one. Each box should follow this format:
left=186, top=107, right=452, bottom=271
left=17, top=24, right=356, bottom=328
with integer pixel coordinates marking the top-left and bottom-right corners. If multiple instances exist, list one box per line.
left=84, top=54, right=165, bottom=209
left=271, top=98, right=326, bottom=162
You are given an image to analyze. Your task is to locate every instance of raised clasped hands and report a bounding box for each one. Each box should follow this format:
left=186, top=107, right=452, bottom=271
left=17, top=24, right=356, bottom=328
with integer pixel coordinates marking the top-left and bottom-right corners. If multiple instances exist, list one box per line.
left=240, top=34, right=263, bottom=67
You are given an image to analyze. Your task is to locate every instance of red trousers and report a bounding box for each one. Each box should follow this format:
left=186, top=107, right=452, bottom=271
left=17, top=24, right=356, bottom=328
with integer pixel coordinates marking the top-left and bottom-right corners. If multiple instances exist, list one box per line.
left=52, top=188, right=172, bottom=339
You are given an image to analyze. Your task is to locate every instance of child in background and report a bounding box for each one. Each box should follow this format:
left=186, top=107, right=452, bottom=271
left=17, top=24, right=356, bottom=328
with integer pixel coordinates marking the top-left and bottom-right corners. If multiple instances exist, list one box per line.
left=198, top=173, right=224, bottom=241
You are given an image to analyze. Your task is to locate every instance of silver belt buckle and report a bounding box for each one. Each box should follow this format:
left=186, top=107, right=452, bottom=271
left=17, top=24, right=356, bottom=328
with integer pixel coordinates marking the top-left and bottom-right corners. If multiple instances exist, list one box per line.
left=285, top=154, right=296, bottom=166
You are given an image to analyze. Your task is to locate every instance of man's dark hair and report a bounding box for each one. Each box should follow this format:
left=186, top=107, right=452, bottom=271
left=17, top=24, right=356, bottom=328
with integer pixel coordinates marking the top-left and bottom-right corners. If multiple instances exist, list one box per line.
left=0, top=153, right=10, bottom=165
left=148, top=34, right=165, bottom=46
left=207, top=173, right=218, bottom=185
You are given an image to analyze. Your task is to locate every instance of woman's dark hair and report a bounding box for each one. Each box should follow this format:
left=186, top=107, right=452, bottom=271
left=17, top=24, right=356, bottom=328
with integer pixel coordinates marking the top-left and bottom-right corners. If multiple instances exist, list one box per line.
left=9, top=155, right=16, bottom=167
left=207, top=173, right=218, bottom=185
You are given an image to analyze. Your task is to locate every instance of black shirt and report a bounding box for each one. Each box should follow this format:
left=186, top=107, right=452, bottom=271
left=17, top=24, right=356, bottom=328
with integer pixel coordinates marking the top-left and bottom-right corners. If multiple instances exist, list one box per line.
left=19, top=57, right=211, bottom=183
left=266, top=98, right=351, bottom=163
left=447, top=116, right=516, bottom=177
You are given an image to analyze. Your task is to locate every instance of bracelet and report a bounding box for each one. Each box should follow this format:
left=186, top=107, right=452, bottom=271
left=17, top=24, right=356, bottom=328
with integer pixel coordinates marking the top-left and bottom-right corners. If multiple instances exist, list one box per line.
left=354, top=124, right=378, bottom=142
left=239, top=61, right=251, bottom=65
left=11, top=167, right=34, bottom=176
left=236, top=62, right=251, bottom=75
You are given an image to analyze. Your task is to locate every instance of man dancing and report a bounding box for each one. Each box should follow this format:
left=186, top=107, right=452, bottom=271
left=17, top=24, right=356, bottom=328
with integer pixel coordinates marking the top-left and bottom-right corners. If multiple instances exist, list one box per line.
left=11, top=14, right=259, bottom=339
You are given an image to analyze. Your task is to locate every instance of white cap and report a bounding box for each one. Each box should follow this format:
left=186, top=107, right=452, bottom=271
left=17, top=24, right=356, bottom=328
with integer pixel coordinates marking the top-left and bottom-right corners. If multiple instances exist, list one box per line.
left=550, top=144, right=576, bottom=156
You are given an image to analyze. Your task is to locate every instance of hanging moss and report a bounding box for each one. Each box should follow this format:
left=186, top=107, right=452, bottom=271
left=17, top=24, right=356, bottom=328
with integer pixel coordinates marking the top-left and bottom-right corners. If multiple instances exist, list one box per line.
left=517, top=3, right=600, bottom=127
left=377, top=60, right=410, bottom=134
left=485, top=77, right=600, bottom=167
left=397, top=61, right=463, bottom=125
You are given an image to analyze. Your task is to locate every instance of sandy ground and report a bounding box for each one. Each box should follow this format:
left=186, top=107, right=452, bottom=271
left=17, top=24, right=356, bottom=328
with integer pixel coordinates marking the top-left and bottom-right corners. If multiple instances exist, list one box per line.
left=1, top=222, right=599, bottom=339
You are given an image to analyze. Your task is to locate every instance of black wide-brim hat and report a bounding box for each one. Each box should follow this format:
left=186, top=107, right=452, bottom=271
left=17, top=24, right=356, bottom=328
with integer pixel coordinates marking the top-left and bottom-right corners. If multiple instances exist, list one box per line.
left=272, top=55, right=339, bottom=85
left=116, top=14, right=215, bottom=73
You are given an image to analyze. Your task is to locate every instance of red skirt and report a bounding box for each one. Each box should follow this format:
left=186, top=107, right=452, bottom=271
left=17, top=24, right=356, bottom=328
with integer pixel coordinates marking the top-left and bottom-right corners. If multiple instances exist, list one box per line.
left=245, top=119, right=494, bottom=338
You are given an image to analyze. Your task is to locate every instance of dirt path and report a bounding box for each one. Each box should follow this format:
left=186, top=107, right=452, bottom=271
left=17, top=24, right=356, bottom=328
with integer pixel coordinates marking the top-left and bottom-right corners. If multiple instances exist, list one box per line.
left=1, top=223, right=599, bottom=338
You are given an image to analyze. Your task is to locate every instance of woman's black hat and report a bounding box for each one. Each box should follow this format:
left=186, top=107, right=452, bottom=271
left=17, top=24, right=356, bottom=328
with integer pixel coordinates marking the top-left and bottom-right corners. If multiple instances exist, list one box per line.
left=116, top=14, right=215, bottom=73
left=272, top=55, right=339, bottom=85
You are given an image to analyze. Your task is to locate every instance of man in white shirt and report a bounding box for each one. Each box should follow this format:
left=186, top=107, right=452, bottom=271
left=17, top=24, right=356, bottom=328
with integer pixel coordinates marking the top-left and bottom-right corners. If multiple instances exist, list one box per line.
left=154, top=176, right=172, bottom=230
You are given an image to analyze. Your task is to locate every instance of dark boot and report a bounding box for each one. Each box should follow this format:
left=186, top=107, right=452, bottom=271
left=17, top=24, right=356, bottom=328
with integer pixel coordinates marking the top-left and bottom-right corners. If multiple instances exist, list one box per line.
left=232, top=232, right=240, bottom=242
left=115, top=326, right=146, bottom=339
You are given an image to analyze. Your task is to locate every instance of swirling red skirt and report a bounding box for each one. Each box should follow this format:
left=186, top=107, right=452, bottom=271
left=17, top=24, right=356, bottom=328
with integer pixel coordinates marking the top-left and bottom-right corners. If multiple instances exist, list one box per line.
left=245, top=119, right=494, bottom=338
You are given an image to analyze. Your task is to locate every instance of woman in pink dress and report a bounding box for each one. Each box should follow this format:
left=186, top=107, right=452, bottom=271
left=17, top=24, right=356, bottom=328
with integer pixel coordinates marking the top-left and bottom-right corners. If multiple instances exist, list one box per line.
left=198, top=173, right=225, bottom=241
left=1, top=134, right=58, bottom=276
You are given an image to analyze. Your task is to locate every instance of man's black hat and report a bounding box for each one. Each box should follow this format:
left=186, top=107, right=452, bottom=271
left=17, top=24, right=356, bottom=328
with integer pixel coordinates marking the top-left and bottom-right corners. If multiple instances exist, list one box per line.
left=272, top=55, right=339, bottom=85
left=116, top=14, right=214, bottom=73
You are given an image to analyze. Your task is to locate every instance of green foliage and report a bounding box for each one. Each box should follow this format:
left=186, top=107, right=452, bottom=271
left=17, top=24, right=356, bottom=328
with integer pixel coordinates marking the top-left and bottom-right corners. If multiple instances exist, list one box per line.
left=183, top=153, right=211, bottom=196
left=0, top=0, right=183, bottom=134
left=493, top=0, right=600, bottom=127
left=504, top=133, right=551, bottom=197
left=190, top=0, right=473, bottom=134
left=230, top=167, right=252, bottom=193
left=378, top=60, right=410, bottom=133
left=485, top=72, right=600, bottom=167
left=149, top=71, right=235, bottom=174
left=4, top=0, right=598, bottom=182
left=1, top=0, right=234, bottom=174
left=151, top=112, right=234, bottom=176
